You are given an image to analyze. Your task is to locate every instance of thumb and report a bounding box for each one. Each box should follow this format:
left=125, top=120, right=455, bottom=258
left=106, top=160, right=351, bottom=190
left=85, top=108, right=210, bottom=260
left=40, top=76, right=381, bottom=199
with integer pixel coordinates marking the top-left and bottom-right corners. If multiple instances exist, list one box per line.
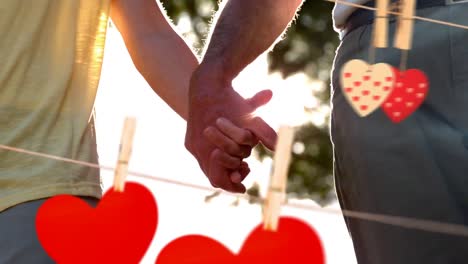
left=246, top=116, right=278, bottom=151
left=246, top=89, right=273, bottom=110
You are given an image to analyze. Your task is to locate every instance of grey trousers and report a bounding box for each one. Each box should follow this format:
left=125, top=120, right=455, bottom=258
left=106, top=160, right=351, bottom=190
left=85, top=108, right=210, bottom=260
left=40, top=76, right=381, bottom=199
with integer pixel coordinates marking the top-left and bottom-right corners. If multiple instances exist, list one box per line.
left=331, top=4, right=468, bottom=264
left=0, top=197, right=98, bottom=264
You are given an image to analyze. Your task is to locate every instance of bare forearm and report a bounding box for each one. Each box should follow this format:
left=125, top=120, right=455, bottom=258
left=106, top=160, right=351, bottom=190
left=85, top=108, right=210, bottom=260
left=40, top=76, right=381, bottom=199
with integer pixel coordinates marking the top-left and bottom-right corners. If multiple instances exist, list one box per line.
left=129, top=32, right=199, bottom=120
left=110, top=0, right=199, bottom=120
left=202, top=0, right=303, bottom=82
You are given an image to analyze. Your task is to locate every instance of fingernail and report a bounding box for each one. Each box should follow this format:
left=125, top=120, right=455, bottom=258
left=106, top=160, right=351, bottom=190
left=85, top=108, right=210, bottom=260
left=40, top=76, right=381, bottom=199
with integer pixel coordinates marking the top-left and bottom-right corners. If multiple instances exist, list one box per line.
left=203, top=126, right=213, bottom=136
left=230, top=173, right=241, bottom=183
left=216, top=118, right=227, bottom=126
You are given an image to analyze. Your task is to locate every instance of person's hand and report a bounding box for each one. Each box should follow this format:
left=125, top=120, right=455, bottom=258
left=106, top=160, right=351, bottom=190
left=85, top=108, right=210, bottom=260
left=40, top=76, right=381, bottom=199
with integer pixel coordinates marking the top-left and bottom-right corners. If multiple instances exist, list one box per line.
left=204, top=118, right=259, bottom=184
left=185, top=64, right=277, bottom=193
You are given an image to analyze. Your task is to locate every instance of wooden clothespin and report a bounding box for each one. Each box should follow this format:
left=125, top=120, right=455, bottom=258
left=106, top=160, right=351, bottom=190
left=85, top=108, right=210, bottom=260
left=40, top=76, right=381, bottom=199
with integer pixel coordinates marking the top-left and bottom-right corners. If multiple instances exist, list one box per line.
left=113, top=117, right=137, bottom=192
left=394, top=0, right=416, bottom=50
left=263, top=125, right=295, bottom=231
left=373, top=0, right=390, bottom=48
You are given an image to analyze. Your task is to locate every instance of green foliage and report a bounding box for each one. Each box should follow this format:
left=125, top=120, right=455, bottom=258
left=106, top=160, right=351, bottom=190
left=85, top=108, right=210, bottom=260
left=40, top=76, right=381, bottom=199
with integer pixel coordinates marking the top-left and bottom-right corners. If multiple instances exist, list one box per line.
left=161, top=0, right=340, bottom=205
left=159, top=0, right=218, bottom=53
left=256, top=123, right=335, bottom=205
left=269, top=1, right=339, bottom=80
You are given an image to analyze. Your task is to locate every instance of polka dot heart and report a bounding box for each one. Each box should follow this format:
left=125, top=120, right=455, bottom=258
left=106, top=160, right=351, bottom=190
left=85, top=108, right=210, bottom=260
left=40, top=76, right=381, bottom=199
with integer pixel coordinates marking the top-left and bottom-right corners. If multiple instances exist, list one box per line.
left=382, top=68, right=429, bottom=123
left=340, top=59, right=396, bottom=117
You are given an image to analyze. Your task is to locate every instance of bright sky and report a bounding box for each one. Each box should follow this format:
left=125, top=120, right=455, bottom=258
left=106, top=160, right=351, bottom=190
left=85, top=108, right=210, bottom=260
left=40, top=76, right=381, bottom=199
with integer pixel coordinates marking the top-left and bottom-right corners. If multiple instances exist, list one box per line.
left=95, top=25, right=357, bottom=264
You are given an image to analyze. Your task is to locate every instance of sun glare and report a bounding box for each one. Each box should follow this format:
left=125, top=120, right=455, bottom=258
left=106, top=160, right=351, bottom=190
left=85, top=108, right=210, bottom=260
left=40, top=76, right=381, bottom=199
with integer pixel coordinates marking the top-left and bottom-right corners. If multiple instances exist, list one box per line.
left=91, top=11, right=111, bottom=64
left=233, top=56, right=324, bottom=129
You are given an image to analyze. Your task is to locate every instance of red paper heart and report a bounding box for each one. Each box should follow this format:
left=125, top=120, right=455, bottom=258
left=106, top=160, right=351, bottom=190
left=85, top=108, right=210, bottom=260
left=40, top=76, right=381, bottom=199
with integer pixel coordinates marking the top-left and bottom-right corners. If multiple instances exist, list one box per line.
left=36, top=182, right=157, bottom=263
left=382, top=68, right=429, bottom=123
left=156, top=217, right=325, bottom=264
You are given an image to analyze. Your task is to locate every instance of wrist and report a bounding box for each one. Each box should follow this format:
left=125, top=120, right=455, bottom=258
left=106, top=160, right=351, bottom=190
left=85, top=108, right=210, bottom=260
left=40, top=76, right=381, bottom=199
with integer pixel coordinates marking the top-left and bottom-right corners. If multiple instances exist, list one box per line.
left=197, top=53, right=242, bottom=84
left=188, top=62, right=228, bottom=106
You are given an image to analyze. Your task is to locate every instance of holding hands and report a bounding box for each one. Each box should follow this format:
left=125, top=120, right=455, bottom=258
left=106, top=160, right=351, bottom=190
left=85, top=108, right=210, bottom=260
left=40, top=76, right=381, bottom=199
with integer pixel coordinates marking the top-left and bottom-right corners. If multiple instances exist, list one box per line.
left=185, top=64, right=277, bottom=193
left=183, top=0, right=301, bottom=194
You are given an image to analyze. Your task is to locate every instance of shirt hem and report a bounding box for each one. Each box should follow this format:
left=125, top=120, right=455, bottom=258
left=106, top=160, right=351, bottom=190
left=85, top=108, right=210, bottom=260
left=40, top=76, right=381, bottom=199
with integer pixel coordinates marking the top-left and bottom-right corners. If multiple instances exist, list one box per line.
left=0, top=182, right=103, bottom=213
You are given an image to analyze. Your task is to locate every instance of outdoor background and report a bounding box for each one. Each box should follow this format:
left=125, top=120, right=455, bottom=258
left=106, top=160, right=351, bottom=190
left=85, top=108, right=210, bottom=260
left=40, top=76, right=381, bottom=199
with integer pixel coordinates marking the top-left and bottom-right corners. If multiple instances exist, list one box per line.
left=95, top=1, right=357, bottom=263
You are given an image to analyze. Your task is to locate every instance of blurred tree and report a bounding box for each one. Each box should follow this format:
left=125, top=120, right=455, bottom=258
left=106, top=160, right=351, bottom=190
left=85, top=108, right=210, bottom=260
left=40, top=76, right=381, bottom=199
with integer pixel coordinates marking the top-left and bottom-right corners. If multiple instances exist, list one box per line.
left=161, top=0, right=339, bottom=205
left=255, top=123, right=335, bottom=205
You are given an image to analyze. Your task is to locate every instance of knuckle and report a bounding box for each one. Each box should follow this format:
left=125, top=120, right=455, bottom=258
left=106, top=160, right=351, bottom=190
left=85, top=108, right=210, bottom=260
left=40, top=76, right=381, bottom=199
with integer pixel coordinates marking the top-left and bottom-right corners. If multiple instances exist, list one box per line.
left=240, top=131, right=251, bottom=142
left=221, top=155, right=240, bottom=168
left=241, top=131, right=255, bottom=145
left=218, top=140, right=235, bottom=154
left=216, top=117, right=227, bottom=127
left=251, top=116, right=262, bottom=123
left=226, top=143, right=239, bottom=155
left=211, top=149, right=222, bottom=160
left=227, top=156, right=241, bottom=167
left=229, top=157, right=242, bottom=168
left=203, top=127, right=214, bottom=138
left=237, top=146, right=251, bottom=158
left=219, top=139, right=230, bottom=150
left=244, top=148, right=252, bottom=157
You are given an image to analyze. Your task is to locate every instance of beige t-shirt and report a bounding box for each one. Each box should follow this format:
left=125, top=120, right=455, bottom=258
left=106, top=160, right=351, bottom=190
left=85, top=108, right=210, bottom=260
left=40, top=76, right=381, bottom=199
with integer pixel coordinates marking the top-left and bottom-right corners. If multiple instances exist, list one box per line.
left=333, top=0, right=370, bottom=31
left=0, top=0, right=111, bottom=212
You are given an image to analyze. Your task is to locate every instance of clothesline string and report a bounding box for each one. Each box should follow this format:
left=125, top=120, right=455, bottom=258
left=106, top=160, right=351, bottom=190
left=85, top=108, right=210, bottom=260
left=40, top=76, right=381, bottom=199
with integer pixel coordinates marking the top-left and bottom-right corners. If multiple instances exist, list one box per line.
left=2, top=0, right=468, bottom=242
left=1, top=143, right=468, bottom=239
left=326, top=0, right=468, bottom=30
